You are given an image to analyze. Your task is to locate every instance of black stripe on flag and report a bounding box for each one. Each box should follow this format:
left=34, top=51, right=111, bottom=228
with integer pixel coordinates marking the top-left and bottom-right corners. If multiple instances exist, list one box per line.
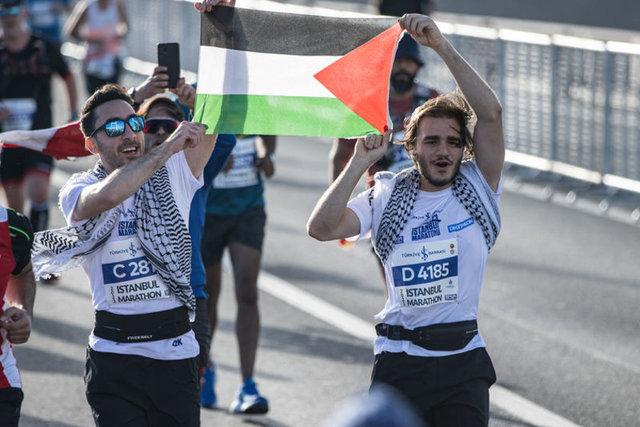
left=201, top=6, right=397, bottom=56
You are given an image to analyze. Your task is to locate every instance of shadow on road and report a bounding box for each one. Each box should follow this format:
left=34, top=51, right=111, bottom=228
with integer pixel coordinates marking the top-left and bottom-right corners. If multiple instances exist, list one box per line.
left=490, top=256, right=637, bottom=290
left=260, top=321, right=372, bottom=364
left=215, top=318, right=372, bottom=365
left=266, top=263, right=382, bottom=296
left=32, top=315, right=91, bottom=347
left=12, top=347, right=84, bottom=376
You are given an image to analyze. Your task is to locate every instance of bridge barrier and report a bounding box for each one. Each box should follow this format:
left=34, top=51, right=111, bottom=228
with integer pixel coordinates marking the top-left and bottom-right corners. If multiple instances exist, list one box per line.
left=72, top=0, right=640, bottom=193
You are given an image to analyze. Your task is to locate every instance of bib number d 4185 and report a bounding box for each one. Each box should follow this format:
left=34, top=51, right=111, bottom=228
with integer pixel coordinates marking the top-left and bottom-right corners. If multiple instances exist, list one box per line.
left=390, top=238, right=459, bottom=309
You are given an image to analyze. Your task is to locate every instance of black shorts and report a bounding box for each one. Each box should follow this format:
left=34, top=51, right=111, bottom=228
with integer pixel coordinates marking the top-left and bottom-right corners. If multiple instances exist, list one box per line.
left=191, top=297, right=211, bottom=370
left=0, top=387, right=23, bottom=426
left=84, top=348, right=199, bottom=427
left=371, top=348, right=496, bottom=426
left=201, top=205, right=266, bottom=266
left=0, top=147, right=54, bottom=183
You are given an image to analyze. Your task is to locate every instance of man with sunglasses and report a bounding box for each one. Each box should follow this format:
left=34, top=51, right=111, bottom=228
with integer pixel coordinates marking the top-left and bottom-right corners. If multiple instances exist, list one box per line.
left=0, top=0, right=78, bottom=251
left=31, top=83, right=216, bottom=426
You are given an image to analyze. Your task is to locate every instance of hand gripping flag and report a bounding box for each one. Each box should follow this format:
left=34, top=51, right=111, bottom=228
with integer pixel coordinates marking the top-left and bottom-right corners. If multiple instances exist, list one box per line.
left=194, top=6, right=403, bottom=138
left=0, top=121, right=92, bottom=159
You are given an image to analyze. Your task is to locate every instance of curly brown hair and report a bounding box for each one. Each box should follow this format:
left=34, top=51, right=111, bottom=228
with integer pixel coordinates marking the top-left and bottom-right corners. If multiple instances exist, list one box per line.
left=402, top=93, right=475, bottom=158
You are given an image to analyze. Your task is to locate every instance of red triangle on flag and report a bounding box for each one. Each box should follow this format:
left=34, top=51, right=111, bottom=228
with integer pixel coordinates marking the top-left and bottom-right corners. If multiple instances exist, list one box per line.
left=314, top=23, right=404, bottom=135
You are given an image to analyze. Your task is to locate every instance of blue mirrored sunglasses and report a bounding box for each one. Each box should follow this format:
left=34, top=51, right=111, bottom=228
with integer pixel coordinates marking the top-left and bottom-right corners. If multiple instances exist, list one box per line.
left=0, top=6, right=22, bottom=17
left=90, top=115, right=145, bottom=138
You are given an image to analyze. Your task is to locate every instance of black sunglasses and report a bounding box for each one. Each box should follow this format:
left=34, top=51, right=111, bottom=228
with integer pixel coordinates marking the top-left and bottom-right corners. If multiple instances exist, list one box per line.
left=90, top=115, right=145, bottom=138
left=143, top=118, right=180, bottom=134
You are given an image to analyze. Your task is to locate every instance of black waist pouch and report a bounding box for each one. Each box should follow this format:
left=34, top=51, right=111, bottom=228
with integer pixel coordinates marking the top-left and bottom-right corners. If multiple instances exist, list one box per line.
left=375, top=320, right=478, bottom=351
left=93, top=306, right=191, bottom=343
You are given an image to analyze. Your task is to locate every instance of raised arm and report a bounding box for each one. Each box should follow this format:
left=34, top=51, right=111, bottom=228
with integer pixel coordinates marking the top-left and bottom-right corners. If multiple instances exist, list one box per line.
left=74, top=122, right=208, bottom=221
left=63, top=0, right=87, bottom=42
left=307, top=132, right=390, bottom=241
left=329, top=138, right=355, bottom=183
left=184, top=132, right=218, bottom=179
left=194, top=0, right=236, bottom=13
left=399, top=14, right=504, bottom=191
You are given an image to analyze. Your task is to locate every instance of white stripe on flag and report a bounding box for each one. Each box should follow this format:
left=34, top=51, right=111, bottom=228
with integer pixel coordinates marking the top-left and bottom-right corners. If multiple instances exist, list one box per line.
left=197, top=46, right=340, bottom=97
left=0, top=128, right=52, bottom=152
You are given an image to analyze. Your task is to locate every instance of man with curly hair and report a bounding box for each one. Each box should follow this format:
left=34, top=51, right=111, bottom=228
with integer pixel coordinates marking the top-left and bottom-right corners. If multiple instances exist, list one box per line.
left=308, top=13, right=504, bottom=426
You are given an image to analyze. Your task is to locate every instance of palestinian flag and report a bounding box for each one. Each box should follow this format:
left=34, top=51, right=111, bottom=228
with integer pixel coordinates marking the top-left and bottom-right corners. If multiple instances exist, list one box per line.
left=195, top=7, right=402, bottom=138
left=0, top=122, right=92, bottom=160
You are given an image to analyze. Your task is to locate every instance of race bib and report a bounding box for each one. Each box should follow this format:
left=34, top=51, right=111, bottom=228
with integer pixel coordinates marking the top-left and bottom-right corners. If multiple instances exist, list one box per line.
left=2, top=98, right=36, bottom=131
left=29, top=2, right=57, bottom=27
left=86, top=54, right=116, bottom=79
left=390, top=238, right=459, bottom=309
left=101, top=238, right=172, bottom=306
left=213, top=137, right=259, bottom=188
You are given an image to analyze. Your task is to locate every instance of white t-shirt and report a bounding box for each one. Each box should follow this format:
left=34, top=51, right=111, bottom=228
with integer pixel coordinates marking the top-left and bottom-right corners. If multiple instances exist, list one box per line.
left=347, top=160, right=501, bottom=357
left=60, top=152, right=202, bottom=360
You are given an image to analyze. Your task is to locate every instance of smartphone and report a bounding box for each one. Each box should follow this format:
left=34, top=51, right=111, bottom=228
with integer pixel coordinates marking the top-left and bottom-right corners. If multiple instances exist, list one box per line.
left=157, top=42, right=180, bottom=89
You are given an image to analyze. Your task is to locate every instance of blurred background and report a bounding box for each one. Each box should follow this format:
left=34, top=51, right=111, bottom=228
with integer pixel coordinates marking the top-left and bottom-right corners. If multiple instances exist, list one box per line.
left=3, top=1, right=639, bottom=426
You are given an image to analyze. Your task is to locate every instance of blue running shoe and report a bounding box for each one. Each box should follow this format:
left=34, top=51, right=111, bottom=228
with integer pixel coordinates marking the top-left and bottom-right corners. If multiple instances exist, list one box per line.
left=200, top=361, right=217, bottom=409
left=229, top=377, right=269, bottom=414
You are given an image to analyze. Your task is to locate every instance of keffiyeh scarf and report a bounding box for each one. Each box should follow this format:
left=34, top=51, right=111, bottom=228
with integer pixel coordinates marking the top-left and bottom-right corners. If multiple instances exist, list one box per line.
left=374, top=164, right=501, bottom=265
left=32, top=161, right=196, bottom=317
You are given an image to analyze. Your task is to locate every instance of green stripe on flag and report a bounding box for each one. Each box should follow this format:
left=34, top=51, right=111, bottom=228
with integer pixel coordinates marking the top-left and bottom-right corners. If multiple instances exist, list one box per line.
left=195, top=93, right=379, bottom=138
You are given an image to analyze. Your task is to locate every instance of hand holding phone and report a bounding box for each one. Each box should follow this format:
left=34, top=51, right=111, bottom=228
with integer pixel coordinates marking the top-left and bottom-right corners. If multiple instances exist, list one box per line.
left=157, top=42, right=180, bottom=89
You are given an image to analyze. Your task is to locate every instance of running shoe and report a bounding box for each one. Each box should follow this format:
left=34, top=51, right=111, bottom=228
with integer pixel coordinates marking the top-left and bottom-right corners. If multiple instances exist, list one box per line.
left=39, top=273, right=60, bottom=285
left=229, top=377, right=269, bottom=414
left=200, top=361, right=217, bottom=408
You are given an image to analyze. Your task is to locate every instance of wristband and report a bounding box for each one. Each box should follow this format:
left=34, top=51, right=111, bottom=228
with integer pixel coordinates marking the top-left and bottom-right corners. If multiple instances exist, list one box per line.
left=129, top=87, right=140, bottom=110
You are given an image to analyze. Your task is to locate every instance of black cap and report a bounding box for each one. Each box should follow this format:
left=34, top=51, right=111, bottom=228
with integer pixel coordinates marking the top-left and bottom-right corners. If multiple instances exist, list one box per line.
left=395, top=33, right=424, bottom=66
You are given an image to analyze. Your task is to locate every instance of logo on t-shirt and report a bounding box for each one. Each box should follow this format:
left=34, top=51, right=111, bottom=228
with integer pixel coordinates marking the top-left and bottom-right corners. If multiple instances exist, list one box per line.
left=128, top=241, right=137, bottom=257
left=448, top=217, right=474, bottom=233
left=411, top=211, right=441, bottom=241
left=118, top=220, right=136, bottom=236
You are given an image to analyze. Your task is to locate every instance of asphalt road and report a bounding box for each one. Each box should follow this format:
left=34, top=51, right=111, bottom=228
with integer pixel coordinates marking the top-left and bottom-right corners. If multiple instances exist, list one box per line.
left=7, top=1, right=640, bottom=425
left=11, top=133, right=639, bottom=426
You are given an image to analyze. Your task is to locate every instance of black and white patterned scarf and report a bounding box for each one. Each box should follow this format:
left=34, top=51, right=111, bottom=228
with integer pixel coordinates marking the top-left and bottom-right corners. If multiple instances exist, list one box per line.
left=374, top=164, right=500, bottom=264
left=32, top=161, right=196, bottom=317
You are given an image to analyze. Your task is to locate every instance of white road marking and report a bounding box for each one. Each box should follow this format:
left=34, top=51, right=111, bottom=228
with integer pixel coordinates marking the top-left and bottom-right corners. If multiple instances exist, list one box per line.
left=258, top=271, right=582, bottom=427
left=50, top=166, right=583, bottom=427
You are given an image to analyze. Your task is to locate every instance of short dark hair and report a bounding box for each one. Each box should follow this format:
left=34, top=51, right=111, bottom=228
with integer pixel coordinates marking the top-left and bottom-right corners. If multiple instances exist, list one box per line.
left=80, top=84, right=134, bottom=137
left=137, top=96, right=184, bottom=121
left=402, top=93, right=475, bottom=157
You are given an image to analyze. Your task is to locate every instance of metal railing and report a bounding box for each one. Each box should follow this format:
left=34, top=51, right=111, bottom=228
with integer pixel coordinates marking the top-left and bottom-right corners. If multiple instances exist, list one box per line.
left=420, top=25, right=640, bottom=192
left=119, top=0, right=640, bottom=192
